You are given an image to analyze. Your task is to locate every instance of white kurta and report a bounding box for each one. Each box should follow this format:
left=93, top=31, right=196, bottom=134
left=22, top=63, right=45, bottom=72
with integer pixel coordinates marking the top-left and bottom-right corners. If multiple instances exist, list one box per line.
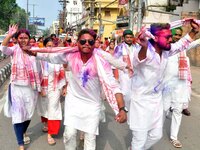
left=0, top=45, right=39, bottom=124
left=37, top=63, right=63, bottom=120
left=36, top=51, right=121, bottom=135
left=115, top=43, right=141, bottom=110
left=129, top=34, right=193, bottom=131
left=162, top=53, right=190, bottom=111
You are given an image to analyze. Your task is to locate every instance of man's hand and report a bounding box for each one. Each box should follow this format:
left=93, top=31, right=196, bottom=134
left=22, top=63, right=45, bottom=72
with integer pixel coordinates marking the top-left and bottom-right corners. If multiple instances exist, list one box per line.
left=22, top=46, right=37, bottom=56
left=190, top=19, right=199, bottom=33
left=115, top=110, right=127, bottom=123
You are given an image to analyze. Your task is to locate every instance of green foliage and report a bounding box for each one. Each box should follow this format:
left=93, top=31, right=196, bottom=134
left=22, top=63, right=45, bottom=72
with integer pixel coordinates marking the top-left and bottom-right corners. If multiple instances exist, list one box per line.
left=0, top=0, right=26, bottom=33
left=43, top=28, right=50, bottom=37
left=29, top=25, right=37, bottom=35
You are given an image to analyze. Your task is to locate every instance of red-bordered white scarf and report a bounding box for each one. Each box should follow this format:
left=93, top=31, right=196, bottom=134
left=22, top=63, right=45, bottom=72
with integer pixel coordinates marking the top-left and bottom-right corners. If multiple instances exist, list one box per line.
left=12, top=45, right=41, bottom=91
left=40, top=61, right=66, bottom=95
left=178, top=51, right=188, bottom=80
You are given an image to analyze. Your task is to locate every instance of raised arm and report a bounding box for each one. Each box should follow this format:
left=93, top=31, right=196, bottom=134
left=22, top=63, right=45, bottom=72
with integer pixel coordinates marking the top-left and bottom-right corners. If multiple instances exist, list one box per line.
left=0, top=24, right=18, bottom=56
left=97, top=49, right=127, bottom=70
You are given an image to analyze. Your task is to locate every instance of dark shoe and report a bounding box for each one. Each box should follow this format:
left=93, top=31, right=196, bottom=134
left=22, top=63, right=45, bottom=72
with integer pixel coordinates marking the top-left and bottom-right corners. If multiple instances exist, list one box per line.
left=182, top=109, right=191, bottom=116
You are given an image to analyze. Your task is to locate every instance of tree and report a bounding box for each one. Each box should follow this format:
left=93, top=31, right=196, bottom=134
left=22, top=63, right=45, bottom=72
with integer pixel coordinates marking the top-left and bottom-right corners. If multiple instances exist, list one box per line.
left=0, top=0, right=18, bottom=32
left=43, top=28, right=50, bottom=37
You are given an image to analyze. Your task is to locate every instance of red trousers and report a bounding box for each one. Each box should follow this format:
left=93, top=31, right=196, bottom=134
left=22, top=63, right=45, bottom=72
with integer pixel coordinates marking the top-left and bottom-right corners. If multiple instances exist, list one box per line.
left=41, top=116, right=61, bottom=135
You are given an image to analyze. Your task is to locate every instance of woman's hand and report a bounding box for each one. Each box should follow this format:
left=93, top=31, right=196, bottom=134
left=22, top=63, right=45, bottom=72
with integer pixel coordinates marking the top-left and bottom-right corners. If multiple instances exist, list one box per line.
left=8, top=24, right=18, bottom=37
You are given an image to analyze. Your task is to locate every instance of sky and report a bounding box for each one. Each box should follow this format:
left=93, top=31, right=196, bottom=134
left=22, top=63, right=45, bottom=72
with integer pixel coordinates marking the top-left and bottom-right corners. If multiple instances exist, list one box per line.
left=16, top=0, right=62, bottom=30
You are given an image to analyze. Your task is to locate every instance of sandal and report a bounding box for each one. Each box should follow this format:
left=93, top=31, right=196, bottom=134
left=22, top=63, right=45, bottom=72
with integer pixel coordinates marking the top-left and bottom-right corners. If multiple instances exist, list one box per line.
left=170, top=139, right=182, bottom=148
left=23, top=135, right=30, bottom=145
left=42, top=126, right=48, bottom=132
left=47, top=137, right=56, bottom=146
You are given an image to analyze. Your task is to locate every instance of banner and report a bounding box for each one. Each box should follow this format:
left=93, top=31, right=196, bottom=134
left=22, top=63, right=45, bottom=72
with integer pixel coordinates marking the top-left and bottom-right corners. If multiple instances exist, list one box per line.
left=119, top=0, right=128, bottom=5
left=29, top=17, right=45, bottom=26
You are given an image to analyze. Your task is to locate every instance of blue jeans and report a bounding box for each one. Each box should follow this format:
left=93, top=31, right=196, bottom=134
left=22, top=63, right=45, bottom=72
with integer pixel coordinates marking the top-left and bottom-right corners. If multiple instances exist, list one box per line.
left=13, top=120, right=31, bottom=145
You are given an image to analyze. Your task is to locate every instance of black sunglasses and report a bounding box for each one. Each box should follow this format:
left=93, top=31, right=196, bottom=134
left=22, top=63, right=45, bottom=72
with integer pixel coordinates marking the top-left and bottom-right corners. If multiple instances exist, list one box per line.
left=79, top=39, right=95, bottom=46
left=175, top=34, right=182, bottom=36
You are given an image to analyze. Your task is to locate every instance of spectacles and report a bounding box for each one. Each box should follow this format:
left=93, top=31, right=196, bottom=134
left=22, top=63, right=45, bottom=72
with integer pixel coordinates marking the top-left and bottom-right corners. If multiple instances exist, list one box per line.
left=79, top=39, right=95, bottom=46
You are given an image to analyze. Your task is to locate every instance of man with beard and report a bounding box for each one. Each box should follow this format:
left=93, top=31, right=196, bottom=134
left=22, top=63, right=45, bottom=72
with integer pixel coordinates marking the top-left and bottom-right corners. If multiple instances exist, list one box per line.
left=128, top=21, right=199, bottom=150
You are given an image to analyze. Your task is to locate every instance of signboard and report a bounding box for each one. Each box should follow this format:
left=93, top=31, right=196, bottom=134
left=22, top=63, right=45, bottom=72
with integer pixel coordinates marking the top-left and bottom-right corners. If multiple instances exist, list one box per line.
left=29, top=17, right=45, bottom=26
left=116, top=16, right=129, bottom=28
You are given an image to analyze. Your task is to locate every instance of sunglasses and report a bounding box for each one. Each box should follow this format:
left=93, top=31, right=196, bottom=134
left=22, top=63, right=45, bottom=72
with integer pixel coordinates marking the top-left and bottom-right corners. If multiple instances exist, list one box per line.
left=175, top=34, right=182, bottom=36
left=79, top=39, right=95, bottom=46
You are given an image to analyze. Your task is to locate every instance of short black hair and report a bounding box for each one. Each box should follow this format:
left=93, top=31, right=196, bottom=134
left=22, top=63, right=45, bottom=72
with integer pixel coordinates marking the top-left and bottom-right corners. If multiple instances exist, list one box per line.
left=50, top=34, right=56, bottom=38
left=78, top=29, right=97, bottom=40
left=43, top=37, right=53, bottom=47
left=150, top=23, right=170, bottom=35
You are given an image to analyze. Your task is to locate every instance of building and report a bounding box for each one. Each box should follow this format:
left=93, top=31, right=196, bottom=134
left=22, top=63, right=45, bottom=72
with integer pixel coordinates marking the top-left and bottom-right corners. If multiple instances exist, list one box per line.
left=50, top=21, right=60, bottom=34
left=66, top=0, right=82, bottom=31
left=82, top=0, right=120, bottom=40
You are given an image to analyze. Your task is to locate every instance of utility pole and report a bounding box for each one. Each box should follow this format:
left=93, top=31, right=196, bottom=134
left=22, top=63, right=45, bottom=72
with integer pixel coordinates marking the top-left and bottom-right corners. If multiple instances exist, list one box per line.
left=29, top=4, right=37, bottom=18
left=98, top=2, right=102, bottom=37
left=59, top=0, right=69, bottom=31
left=26, top=0, right=29, bottom=29
left=90, top=0, right=95, bottom=29
left=129, top=0, right=135, bottom=31
left=137, top=0, right=143, bottom=31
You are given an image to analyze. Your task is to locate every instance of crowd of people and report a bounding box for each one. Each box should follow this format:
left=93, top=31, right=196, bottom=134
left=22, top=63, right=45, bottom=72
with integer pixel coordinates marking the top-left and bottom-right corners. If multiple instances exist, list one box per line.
left=0, top=18, right=200, bottom=150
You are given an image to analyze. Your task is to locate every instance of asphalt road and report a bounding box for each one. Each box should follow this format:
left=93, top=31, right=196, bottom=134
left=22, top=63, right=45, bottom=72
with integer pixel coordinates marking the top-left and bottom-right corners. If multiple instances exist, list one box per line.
left=0, top=66, right=200, bottom=150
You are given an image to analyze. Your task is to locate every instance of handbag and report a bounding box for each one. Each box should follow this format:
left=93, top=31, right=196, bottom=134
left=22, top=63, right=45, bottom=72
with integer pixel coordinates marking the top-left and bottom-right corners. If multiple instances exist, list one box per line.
left=3, top=84, right=12, bottom=118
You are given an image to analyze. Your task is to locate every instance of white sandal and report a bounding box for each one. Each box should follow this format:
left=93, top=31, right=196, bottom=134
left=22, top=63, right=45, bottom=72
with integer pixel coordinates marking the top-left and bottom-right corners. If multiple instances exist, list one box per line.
left=170, top=139, right=182, bottom=148
left=23, top=135, right=30, bottom=145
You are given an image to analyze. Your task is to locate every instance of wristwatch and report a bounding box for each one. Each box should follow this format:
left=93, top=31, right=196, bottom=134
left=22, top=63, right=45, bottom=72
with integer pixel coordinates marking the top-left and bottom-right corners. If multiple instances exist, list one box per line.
left=119, top=106, right=128, bottom=113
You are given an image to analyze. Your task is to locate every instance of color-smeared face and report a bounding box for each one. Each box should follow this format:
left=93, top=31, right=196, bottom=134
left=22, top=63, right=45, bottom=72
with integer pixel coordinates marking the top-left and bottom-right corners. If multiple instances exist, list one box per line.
left=173, top=29, right=182, bottom=42
left=109, top=42, right=115, bottom=49
left=17, top=33, right=29, bottom=47
left=45, top=41, right=54, bottom=47
left=94, top=39, right=100, bottom=48
left=155, top=29, right=172, bottom=51
left=78, top=33, right=95, bottom=54
left=124, top=34, right=133, bottom=45
left=29, top=39, right=36, bottom=46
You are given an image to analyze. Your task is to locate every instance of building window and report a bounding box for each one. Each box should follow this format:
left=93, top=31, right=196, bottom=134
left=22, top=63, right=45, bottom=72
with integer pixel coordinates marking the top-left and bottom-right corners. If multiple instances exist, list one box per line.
left=105, top=10, right=111, bottom=17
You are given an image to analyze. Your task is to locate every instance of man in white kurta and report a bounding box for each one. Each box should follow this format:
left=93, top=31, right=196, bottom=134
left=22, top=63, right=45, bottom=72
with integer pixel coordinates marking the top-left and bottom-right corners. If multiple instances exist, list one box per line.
left=162, top=28, right=200, bottom=148
left=29, top=29, right=127, bottom=150
left=162, top=52, right=190, bottom=148
left=128, top=21, right=199, bottom=150
left=114, top=30, right=140, bottom=112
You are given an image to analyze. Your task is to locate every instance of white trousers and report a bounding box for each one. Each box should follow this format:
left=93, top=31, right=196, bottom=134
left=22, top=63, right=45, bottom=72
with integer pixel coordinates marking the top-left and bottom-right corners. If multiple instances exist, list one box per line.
left=63, top=125, right=96, bottom=150
left=131, top=128, right=163, bottom=150
left=170, top=103, right=183, bottom=140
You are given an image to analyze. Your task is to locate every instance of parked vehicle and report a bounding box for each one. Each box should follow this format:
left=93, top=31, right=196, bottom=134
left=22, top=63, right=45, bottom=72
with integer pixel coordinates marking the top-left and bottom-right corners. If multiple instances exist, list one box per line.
left=0, top=35, right=7, bottom=59
left=0, top=35, right=6, bottom=44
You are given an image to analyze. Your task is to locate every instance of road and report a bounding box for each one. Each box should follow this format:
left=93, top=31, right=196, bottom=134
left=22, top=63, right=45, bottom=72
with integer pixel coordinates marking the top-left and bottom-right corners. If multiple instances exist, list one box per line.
left=0, top=66, right=200, bottom=150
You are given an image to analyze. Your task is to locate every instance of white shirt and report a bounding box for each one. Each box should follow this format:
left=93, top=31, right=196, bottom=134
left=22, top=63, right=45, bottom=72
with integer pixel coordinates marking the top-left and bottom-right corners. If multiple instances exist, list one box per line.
left=37, top=51, right=121, bottom=135
left=129, top=34, right=193, bottom=131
